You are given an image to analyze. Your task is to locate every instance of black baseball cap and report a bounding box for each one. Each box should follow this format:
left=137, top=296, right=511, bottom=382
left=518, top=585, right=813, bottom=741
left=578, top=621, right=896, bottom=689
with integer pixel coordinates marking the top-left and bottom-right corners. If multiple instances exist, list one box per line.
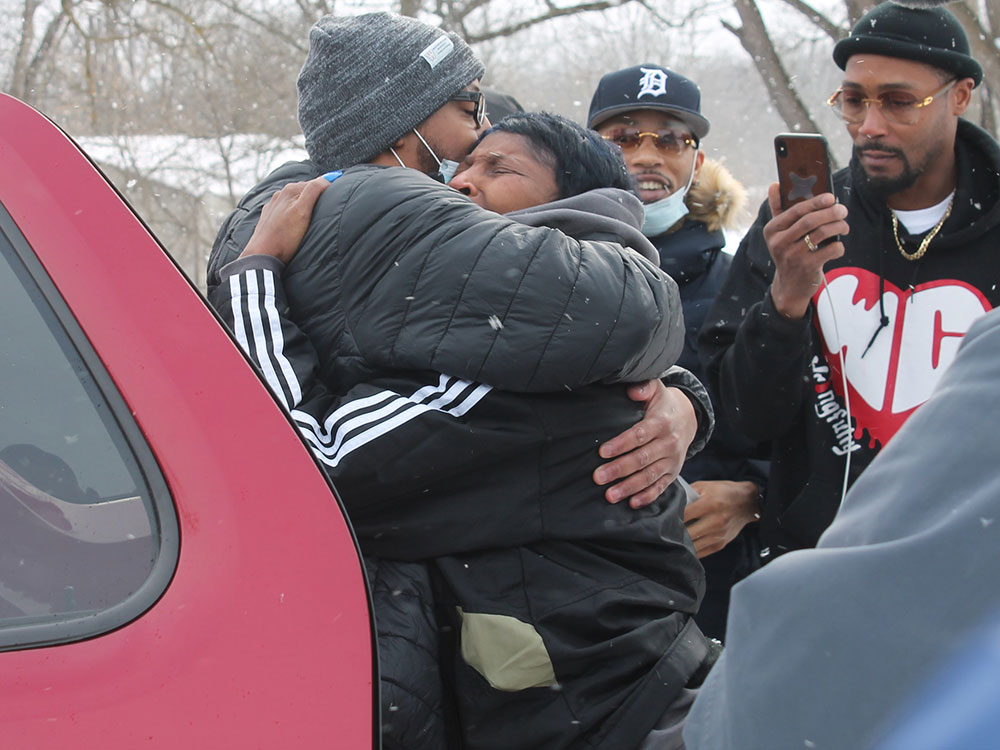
left=587, top=64, right=710, bottom=140
left=832, top=2, right=982, bottom=87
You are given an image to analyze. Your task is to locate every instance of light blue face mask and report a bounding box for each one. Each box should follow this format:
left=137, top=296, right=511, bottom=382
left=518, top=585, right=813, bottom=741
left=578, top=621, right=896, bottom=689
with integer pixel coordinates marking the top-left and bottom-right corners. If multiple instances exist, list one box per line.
left=412, top=128, right=460, bottom=184
left=438, top=158, right=460, bottom=184
left=641, top=149, right=699, bottom=238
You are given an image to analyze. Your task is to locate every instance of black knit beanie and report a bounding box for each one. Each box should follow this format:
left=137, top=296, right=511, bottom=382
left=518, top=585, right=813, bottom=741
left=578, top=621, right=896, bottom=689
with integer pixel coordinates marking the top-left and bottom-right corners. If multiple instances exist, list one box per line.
left=833, top=2, right=982, bottom=86
left=297, top=12, right=485, bottom=171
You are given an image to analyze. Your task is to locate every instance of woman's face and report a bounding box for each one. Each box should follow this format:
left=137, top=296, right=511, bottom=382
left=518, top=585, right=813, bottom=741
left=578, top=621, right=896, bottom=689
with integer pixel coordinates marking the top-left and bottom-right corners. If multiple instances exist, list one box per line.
left=448, top=131, right=560, bottom=214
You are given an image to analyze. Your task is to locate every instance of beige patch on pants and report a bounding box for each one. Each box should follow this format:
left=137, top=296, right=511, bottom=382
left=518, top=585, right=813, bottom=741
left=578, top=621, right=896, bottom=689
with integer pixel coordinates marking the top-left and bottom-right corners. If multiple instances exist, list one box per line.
left=457, top=607, right=558, bottom=691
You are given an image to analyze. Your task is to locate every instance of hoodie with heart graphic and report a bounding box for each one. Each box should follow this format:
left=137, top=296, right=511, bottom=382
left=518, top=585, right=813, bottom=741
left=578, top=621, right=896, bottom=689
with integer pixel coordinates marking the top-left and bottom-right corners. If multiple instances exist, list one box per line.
left=699, top=118, right=1000, bottom=559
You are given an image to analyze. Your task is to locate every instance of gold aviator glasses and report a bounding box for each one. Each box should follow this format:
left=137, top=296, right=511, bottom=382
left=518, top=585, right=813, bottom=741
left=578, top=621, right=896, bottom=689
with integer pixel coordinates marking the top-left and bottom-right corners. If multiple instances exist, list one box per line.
left=827, top=78, right=957, bottom=126
left=602, top=129, right=697, bottom=155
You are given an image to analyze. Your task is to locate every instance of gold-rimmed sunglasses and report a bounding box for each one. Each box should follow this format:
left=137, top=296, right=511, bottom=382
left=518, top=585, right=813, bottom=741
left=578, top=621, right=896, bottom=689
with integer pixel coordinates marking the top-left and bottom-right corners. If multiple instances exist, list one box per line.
left=601, top=128, right=697, bottom=155
left=827, top=78, right=958, bottom=126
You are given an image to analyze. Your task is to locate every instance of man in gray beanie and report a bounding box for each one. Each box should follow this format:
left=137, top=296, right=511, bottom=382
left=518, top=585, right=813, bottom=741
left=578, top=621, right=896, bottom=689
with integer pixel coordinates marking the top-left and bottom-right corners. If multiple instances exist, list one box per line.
left=688, top=3, right=1000, bottom=745
left=206, top=10, right=714, bottom=749
left=295, top=12, right=485, bottom=172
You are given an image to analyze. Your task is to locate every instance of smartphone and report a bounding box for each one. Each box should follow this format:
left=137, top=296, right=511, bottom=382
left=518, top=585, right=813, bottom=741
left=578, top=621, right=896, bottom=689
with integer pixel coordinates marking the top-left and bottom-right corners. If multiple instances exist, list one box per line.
left=774, top=133, right=834, bottom=211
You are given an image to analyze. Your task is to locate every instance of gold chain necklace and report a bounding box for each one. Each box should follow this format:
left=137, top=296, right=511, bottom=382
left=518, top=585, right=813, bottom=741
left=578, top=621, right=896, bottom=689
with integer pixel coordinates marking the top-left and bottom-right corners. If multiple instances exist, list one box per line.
left=891, top=195, right=953, bottom=262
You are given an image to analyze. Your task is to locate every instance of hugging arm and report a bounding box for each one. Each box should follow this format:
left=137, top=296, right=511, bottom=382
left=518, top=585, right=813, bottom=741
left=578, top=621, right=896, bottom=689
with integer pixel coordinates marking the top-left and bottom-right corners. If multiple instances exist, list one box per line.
left=595, top=368, right=713, bottom=508
left=330, top=170, right=704, bottom=505
left=217, top=174, right=710, bottom=514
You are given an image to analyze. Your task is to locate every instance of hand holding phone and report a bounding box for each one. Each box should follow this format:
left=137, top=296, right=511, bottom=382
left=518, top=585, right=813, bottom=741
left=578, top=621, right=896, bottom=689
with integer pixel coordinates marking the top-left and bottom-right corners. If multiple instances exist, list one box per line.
left=765, top=134, right=847, bottom=319
left=774, top=133, right=835, bottom=211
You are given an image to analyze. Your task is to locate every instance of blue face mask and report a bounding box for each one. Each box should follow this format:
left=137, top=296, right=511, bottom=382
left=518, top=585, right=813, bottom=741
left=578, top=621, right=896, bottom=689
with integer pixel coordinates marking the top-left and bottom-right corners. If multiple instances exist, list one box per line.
left=641, top=149, right=699, bottom=238
left=641, top=189, right=689, bottom=237
left=437, top=158, right=460, bottom=184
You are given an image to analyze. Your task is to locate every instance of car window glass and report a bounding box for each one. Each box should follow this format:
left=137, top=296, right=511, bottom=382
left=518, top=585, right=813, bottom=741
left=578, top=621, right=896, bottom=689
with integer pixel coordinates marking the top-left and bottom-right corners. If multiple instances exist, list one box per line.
left=0, top=229, right=159, bottom=633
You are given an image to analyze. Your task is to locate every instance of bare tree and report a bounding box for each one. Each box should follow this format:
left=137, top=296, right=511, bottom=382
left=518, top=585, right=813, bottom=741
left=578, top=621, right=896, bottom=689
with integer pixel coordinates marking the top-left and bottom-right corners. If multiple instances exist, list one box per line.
left=2, top=0, right=667, bottom=286
left=718, top=0, right=1000, bottom=149
left=951, top=0, right=1000, bottom=107
left=7, top=0, right=71, bottom=103
left=723, top=0, right=827, bottom=143
left=429, top=0, right=642, bottom=42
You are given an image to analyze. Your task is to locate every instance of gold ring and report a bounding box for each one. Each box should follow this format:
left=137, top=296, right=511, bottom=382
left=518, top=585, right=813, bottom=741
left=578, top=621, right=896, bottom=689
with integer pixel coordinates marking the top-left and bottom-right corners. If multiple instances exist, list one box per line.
left=803, top=233, right=819, bottom=253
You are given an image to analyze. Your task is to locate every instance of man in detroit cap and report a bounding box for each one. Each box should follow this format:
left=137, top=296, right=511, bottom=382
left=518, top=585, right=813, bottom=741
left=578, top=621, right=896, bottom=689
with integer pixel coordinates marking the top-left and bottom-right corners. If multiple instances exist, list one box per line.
left=589, top=64, right=761, bottom=643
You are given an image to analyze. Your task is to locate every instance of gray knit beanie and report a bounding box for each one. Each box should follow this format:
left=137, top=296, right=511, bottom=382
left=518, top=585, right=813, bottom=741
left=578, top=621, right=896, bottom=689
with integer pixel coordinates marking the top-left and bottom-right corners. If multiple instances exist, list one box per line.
left=297, top=12, right=486, bottom=170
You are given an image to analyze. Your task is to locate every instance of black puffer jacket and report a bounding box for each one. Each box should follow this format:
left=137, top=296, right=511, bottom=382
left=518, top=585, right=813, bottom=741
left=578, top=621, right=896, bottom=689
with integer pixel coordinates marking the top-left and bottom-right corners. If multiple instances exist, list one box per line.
left=210, top=163, right=684, bottom=395
left=209, top=170, right=712, bottom=749
left=364, top=556, right=450, bottom=749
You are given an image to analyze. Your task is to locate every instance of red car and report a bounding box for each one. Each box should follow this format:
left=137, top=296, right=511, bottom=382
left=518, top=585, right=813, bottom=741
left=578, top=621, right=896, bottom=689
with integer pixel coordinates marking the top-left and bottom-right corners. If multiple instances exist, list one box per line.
left=0, top=94, right=376, bottom=747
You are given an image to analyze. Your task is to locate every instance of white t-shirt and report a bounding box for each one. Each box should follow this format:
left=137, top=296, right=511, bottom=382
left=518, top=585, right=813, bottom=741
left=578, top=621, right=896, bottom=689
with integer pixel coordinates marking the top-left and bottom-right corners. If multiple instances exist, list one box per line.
left=892, top=191, right=954, bottom=234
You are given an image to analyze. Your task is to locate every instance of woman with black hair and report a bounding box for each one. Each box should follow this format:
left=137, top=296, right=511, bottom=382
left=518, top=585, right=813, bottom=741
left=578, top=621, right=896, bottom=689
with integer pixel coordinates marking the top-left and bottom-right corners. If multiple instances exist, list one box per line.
left=451, top=111, right=634, bottom=211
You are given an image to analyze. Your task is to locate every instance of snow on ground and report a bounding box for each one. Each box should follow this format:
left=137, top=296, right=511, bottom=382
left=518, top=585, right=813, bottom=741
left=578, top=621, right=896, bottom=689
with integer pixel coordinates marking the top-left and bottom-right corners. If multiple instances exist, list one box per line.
left=75, top=133, right=308, bottom=200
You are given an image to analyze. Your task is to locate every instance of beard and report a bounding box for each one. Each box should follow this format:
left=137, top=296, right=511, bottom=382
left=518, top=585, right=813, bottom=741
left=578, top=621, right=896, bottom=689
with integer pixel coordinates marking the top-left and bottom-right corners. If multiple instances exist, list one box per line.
left=417, top=148, right=441, bottom=176
left=853, top=138, right=945, bottom=199
left=408, top=128, right=445, bottom=176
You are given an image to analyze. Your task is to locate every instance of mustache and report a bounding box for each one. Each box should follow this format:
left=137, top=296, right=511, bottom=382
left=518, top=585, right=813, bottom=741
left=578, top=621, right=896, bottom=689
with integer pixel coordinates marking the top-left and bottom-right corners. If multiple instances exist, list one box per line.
left=855, top=140, right=905, bottom=158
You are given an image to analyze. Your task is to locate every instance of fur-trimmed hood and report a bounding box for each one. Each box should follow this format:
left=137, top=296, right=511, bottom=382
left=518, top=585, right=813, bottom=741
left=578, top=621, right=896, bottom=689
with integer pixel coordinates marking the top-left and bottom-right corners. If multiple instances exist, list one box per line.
left=684, top=158, right=747, bottom=233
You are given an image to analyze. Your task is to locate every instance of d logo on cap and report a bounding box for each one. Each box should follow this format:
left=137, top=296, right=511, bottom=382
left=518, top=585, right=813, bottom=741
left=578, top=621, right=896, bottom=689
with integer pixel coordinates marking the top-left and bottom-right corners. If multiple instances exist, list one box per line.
left=637, top=68, right=668, bottom=99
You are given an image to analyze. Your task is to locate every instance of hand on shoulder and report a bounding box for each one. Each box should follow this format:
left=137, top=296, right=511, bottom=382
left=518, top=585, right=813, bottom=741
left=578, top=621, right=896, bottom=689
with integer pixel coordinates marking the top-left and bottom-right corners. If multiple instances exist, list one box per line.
left=240, top=176, right=331, bottom=264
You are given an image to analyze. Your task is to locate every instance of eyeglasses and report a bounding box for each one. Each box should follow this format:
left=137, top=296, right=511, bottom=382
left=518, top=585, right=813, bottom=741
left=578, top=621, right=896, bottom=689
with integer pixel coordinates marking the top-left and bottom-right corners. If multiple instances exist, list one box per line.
left=450, top=90, right=486, bottom=128
left=827, top=78, right=957, bottom=126
left=601, top=128, right=697, bottom=155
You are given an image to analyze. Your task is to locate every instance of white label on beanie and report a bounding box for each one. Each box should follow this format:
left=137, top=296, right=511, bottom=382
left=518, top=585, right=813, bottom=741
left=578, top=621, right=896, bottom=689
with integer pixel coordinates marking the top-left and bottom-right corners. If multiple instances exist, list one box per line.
left=420, top=36, right=454, bottom=69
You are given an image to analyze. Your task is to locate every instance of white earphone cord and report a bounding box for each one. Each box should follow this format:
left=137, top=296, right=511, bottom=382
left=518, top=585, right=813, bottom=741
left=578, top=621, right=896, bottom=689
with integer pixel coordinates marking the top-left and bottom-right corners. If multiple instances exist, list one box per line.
left=818, top=273, right=854, bottom=504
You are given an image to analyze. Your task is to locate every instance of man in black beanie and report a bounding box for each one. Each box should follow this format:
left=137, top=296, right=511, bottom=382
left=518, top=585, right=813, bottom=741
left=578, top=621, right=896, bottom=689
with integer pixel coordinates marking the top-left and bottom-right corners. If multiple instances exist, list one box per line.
left=686, top=4, right=1000, bottom=744
left=699, top=0, right=1000, bottom=562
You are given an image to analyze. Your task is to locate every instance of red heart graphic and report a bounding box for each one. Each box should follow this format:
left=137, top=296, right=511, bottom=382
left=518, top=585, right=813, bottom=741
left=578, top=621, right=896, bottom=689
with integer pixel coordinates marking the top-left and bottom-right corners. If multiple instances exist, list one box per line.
left=813, top=267, right=991, bottom=449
